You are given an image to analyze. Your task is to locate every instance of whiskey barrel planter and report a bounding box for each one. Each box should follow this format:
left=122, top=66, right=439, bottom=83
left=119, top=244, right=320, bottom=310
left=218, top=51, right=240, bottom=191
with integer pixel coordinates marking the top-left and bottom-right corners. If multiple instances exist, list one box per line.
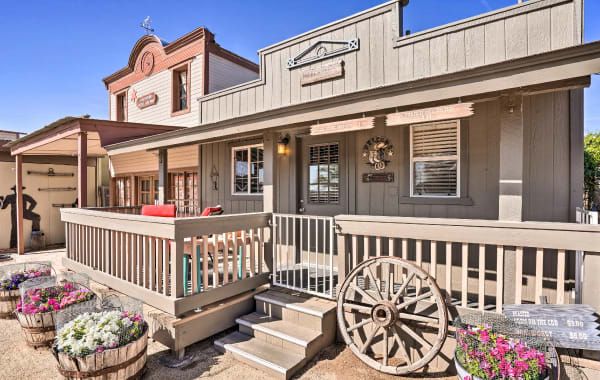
left=0, top=289, right=20, bottom=319
left=15, top=309, right=59, bottom=347
left=53, top=329, right=148, bottom=380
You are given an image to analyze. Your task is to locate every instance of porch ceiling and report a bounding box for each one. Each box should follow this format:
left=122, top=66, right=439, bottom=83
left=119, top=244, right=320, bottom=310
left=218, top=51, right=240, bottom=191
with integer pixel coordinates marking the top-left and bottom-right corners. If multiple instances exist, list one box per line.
left=7, top=117, right=182, bottom=157
left=104, top=40, right=600, bottom=156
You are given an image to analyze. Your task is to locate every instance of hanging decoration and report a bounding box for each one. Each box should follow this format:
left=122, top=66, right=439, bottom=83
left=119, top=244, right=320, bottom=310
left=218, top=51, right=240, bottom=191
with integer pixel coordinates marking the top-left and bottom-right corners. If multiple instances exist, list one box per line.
left=362, top=136, right=394, bottom=171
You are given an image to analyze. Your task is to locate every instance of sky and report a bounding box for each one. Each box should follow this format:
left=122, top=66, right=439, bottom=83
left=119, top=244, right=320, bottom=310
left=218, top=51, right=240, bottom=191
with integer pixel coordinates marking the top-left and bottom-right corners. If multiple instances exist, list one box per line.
left=0, top=0, right=598, bottom=134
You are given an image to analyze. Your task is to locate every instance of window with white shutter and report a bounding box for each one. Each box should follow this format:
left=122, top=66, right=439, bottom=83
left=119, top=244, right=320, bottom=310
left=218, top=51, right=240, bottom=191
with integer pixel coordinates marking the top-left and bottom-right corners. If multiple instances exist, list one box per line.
left=410, top=120, right=460, bottom=197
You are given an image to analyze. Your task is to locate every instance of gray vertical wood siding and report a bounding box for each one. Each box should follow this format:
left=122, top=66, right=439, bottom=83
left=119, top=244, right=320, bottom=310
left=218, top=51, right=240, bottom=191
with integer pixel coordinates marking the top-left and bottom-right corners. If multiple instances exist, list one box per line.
left=198, top=0, right=582, bottom=126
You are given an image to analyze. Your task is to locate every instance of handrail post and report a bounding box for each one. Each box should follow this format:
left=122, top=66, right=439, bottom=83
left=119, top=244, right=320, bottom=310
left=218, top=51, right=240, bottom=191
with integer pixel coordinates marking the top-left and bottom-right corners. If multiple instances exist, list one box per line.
left=170, top=238, right=184, bottom=298
left=336, top=228, right=348, bottom=292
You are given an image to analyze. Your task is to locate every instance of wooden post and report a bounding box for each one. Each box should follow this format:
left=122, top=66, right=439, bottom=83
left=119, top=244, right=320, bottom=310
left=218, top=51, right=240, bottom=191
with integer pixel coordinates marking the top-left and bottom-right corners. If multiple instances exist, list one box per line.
left=336, top=233, right=349, bottom=287
left=130, top=174, right=138, bottom=206
left=109, top=177, right=116, bottom=207
left=158, top=149, right=168, bottom=205
left=78, top=132, right=88, bottom=208
left=262, top=132, right=278, bottom=213
left=498, top=94, right=523, bottom=305
left=170, top=239, right=184, bottom=298
left=15, top=154, right=24, bottom=255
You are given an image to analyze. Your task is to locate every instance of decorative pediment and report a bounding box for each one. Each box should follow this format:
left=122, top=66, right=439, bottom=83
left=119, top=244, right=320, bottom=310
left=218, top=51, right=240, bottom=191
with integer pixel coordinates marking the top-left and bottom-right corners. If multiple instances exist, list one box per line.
left=286, top=39, right=359, bottom=69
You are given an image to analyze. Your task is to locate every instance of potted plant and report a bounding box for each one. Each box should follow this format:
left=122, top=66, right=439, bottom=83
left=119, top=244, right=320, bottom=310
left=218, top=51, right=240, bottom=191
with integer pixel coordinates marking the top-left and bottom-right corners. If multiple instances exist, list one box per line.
left=0, top=267, right=52, bottom=319
left=455, top=324, right=549, bottom=380
left=15, top=283, right=94, bottom=347
left=53, top=310, right=148, bottom=379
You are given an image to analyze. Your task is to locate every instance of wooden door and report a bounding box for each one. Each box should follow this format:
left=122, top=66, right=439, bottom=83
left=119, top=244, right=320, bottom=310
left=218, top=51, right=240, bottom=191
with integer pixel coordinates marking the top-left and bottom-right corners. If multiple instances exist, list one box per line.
left=299, top=135, right=348, bottom=216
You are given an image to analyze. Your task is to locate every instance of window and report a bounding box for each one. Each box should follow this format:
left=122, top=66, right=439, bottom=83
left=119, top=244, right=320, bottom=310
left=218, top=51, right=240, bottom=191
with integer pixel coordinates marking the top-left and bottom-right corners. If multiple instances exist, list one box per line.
left=169, top=171, right=198, bottom=207
left=139, top=176, right=159, bottom=205
left=232, top=144, right=264, bottom=195
left=115, top=177, right=131, bottom=206
left=410, top=121, right=460, bottom=197
left=116, top=92, right=127, bottom=121
left=308, top=143, right=339, bottom=204
left=171, top=62, right=190, bottom=115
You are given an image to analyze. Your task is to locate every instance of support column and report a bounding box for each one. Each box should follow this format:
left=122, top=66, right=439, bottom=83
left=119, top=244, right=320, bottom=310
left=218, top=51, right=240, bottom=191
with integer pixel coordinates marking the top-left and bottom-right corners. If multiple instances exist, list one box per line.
left=78, top=132, right=88, bottom=208
left=262, top=132, right=278, bottom=213
left=15, top=154, right=24, bottom=255
left=498, top=94, right=524, bottom=305
left=158, top=148, right=168, bottom=205
left=109, top=177, right=116, bottom=207
left=262, top=133, right=278, bottom=273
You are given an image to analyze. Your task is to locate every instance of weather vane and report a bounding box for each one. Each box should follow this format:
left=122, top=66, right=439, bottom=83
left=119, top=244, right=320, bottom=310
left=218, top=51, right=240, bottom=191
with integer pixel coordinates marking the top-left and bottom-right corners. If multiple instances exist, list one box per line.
left=140, top=16, right=154, bottom=35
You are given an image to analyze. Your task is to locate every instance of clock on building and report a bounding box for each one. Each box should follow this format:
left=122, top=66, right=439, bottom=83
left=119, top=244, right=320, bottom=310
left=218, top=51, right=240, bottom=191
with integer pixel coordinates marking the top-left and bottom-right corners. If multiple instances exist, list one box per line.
left=140, top=51, right=155, bottom=76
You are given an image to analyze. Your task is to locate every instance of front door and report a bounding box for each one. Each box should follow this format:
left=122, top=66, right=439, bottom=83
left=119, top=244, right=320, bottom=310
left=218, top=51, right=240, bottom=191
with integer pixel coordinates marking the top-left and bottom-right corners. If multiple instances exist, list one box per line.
left=299, top=135, right=348, bottom=216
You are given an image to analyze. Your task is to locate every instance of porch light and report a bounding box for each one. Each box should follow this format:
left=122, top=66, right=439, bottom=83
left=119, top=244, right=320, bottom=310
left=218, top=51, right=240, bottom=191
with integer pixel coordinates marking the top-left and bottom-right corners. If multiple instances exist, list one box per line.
left=278, top=135, right=289, bottom=155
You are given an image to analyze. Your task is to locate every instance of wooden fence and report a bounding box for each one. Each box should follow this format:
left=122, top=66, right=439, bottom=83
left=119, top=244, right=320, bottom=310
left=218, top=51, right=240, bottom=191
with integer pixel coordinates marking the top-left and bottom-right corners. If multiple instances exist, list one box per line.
left=335, top=215, right=600, bottom=312
left=61, top=208, right=271, bottom=316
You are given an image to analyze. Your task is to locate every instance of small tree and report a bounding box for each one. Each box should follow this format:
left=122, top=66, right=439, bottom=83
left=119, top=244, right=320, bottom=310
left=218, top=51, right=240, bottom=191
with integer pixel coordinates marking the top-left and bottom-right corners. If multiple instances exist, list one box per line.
left=584, top=133, right=600, bottom=209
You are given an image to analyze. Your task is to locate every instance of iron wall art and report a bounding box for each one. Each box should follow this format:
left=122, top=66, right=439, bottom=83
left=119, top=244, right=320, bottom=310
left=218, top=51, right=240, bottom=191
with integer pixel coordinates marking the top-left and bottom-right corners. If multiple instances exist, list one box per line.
left=286, top=39, right=359, bottom=69
left=362, top=136, right=394, bottom=171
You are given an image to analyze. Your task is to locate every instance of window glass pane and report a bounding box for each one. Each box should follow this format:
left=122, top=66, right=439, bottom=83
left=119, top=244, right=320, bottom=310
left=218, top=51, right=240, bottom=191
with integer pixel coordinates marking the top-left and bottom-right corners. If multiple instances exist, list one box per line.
left=307, top=143, right=339, bottom=204
left=233, top=146, right=263, bottom=194
left=413, top=160, right=457, bottom=196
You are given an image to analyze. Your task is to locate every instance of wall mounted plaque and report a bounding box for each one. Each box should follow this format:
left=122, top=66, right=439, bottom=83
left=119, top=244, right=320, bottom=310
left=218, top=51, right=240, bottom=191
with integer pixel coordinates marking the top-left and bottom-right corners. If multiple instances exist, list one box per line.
left=362, top=136, right=394, bottom=171
left=136, top=92, right=157, bottom=109
left=362, top=172, right=394, bottom=183
left=301, top=60, right=344, bottom=86
left=387, top=103, right=474, bottom=126
left=310, top=117, right=374, bottom=136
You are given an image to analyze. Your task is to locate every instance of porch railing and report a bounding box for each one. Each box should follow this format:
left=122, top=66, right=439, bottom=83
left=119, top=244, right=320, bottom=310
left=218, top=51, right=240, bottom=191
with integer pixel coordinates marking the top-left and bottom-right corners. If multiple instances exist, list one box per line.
left=334, top=215, right=600, bottom=312
left=272, top=214, right=336, bottom=299
left=61, top=208, right=271, bottom=315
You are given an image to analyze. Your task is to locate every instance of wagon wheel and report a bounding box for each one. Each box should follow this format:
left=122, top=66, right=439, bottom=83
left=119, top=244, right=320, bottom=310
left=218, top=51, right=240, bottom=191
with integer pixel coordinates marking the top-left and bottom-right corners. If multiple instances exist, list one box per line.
left=337, top=256, right=448, bottom=375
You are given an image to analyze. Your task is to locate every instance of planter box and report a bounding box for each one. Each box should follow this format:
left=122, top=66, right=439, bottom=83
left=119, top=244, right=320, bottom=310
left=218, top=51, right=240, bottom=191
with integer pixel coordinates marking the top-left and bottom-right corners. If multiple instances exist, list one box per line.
left=15, top=309, right=58, bottom=347
left=0, top=289, right=20, bottom=319
left=53, top=329, right=148, bottom=380
left=454, top=351, right=548, bottom=380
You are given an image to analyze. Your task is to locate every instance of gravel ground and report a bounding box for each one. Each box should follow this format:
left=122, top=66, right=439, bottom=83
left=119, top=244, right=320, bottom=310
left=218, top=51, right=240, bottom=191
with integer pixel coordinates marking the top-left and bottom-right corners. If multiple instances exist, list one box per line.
left=0, top=249, right=457, bottom=380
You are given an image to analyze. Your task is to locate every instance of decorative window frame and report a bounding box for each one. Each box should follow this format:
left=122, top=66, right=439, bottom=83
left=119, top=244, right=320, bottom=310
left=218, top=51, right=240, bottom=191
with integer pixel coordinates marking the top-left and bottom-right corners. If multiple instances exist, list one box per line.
left=170, top=60, right=192, bottom=117
left=231, top=143, right=264, bottom=196
left=114, top=88, right=128, bottom=122
left=409, top=120, right=461, bottom=198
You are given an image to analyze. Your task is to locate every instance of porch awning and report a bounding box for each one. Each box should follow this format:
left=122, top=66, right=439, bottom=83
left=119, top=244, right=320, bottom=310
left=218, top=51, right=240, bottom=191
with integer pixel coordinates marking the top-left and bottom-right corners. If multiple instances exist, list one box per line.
left=6, top=116, right=181, bottom=157
left=104, top=40, right=600, bottom=155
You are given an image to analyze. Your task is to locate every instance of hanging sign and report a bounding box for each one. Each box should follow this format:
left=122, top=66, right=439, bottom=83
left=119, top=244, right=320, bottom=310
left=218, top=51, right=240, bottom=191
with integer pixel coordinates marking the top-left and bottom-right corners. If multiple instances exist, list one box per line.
left=136, top=92, right=157, bottom=109
left=301, top=60, right=344, bottom=86
left=387, top=102, right=474, bottom=126
left=504, top=304, right=600, bottom=350
left=310, top=117, right=374, bottom=136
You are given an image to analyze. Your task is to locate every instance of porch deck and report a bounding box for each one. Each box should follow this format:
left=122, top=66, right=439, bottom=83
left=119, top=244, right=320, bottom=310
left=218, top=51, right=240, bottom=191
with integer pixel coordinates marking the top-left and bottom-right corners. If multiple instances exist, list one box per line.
left=60, top=207, right=600, bottom=354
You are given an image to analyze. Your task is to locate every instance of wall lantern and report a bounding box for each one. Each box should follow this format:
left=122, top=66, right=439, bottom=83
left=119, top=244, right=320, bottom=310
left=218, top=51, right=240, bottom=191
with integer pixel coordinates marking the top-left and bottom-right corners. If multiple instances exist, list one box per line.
left=278, top=135, right=290, bottom=155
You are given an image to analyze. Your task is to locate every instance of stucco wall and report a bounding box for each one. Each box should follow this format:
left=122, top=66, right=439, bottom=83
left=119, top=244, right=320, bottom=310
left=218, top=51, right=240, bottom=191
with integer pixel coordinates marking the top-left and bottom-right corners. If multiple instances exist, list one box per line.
left=0, top=162, right=96, bottom=249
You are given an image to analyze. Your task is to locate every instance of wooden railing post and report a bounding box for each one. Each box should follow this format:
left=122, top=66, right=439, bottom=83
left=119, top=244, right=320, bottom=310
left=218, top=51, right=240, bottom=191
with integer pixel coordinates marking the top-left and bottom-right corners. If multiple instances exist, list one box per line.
left=336, top=231, right=349, bottom=290
left=170, top=238, right=184, bottom=298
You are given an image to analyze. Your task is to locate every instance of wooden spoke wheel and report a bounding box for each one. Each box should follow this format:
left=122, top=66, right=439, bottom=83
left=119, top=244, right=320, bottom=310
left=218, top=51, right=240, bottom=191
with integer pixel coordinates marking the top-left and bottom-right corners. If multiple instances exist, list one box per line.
left=337, top=257, right=448, bottom=375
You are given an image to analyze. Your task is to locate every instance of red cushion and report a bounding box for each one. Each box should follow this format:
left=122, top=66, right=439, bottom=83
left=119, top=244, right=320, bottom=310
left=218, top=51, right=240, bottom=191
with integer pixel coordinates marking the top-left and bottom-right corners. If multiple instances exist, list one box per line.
left=141, top=204, right=176, bottom=217
left=201, top=206, right=223, bottom=217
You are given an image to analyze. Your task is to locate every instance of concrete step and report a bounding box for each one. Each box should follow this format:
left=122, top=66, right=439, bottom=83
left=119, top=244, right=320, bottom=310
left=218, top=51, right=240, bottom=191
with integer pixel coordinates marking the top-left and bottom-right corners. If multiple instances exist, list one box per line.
left=237, top=312, right=322, bottom=356
left=254, top=289, right=337, bottom=333
left=215, top=331, right=305, bottom=380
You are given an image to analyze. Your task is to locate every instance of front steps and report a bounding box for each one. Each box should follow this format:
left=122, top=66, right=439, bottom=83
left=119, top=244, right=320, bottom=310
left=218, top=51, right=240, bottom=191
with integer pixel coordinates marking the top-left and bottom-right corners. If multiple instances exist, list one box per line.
left=215, top=288, right=337, bottom=380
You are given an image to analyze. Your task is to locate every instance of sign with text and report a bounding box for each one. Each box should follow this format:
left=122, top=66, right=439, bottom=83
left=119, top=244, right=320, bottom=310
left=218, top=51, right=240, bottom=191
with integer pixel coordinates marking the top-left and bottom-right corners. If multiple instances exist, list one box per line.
left=362, top=172, right=394, bottom=183
left=504, top=304, right=600, bottom=350
left=136, top=92, right=157, bottom=109
left=387, top=103, right=474, bottom=126
left=301, top=60, right=344, bottom=86
left=310, top=117, right=375, bottom=136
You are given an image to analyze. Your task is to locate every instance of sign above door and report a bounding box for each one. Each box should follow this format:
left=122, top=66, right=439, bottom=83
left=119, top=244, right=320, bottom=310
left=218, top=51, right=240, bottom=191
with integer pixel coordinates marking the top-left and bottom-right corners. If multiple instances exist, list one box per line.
left=387, top=102, right=474, bottom=126
left=310, top=117, right=374, bottom=136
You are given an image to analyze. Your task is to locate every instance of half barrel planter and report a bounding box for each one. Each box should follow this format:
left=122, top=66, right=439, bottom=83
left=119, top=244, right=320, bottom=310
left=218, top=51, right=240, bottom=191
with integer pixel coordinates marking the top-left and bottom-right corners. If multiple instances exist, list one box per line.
left=0, top=289, right=20, bottom=319
left=53, top=328, right=148, bottom=380
left=15, top=297, right=96, bottom=348
left=454, top=351, right=549, bottom=380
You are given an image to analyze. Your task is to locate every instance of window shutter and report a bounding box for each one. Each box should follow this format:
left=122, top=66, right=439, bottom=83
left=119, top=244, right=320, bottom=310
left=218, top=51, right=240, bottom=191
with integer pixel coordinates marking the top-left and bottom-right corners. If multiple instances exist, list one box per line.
left=411, top=121, right=459, bottom=196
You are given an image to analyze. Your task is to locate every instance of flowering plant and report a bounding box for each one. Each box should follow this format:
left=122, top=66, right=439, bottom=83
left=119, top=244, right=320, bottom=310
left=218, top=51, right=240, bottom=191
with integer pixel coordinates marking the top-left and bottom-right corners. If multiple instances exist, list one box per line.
left=456, top=325, right=547, bottom=380
left=56, top=310, right=147, bottom=357
left=0, top=268, right=52, bottom=290
left=16, top=283, right=93, bottom=314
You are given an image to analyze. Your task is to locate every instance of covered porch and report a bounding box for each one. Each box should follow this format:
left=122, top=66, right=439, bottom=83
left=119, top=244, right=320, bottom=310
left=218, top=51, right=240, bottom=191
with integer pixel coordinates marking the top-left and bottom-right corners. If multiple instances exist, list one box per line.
left=6, top=117, right=180, bottom=254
